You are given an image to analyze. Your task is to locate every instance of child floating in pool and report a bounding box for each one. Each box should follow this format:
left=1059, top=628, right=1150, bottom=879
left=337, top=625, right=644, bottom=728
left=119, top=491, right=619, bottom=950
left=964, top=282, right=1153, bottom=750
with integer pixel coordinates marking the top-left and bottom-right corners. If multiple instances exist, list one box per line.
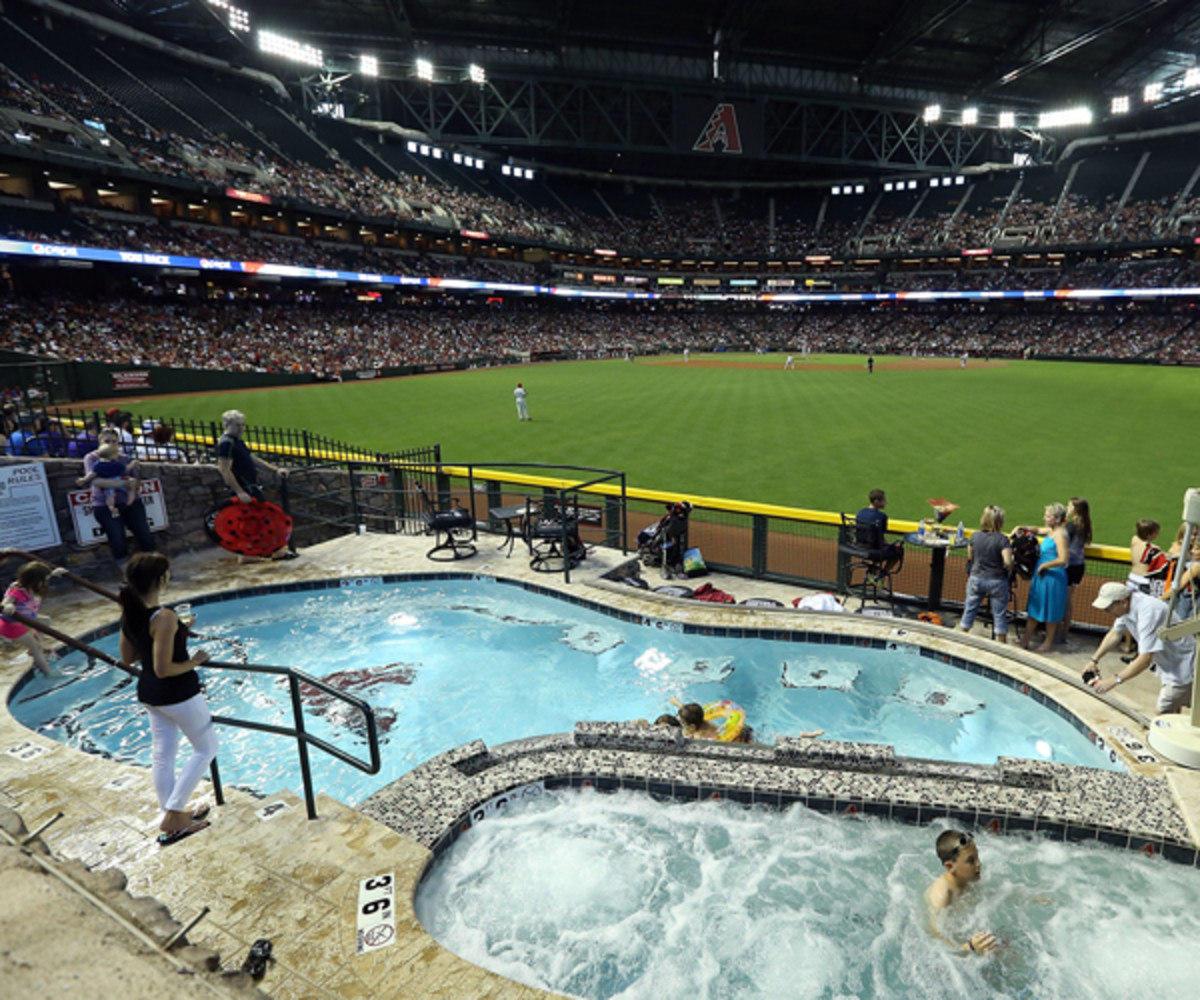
left=675, top=701, right=722, bottom=739
left=1, top=562, right=64, bottom=677
left=924, top=830, right=998, bottom=956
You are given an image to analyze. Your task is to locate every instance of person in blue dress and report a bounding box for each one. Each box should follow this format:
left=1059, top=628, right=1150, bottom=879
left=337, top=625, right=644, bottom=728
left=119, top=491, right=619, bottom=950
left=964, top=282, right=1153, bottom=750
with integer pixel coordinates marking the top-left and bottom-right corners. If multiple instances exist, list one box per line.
left=1022, top=502, right=1069, bottom=653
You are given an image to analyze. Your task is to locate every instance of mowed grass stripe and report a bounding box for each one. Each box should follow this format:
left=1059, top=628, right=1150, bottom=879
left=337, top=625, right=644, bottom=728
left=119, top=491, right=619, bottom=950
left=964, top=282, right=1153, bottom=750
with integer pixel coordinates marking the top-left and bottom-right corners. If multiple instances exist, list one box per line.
left=128, top=356, right=1196, bottom=544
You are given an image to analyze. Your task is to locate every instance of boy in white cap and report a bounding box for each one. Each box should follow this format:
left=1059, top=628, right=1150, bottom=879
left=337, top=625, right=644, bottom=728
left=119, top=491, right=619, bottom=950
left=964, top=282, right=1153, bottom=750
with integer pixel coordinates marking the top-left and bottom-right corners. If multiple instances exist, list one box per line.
left=1086, top=581, right=1195, bottom=713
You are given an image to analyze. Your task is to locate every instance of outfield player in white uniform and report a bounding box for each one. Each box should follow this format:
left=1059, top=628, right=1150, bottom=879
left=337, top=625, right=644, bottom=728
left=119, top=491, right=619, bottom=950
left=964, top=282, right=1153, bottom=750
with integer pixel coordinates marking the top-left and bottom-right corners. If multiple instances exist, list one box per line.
left=514, top=383, right=530, bottom=421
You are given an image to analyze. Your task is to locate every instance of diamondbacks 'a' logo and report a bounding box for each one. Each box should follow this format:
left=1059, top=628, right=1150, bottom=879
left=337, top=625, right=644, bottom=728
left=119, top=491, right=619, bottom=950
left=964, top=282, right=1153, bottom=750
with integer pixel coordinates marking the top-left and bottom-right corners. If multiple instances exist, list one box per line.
left=693, top=103, right=743, bottom=154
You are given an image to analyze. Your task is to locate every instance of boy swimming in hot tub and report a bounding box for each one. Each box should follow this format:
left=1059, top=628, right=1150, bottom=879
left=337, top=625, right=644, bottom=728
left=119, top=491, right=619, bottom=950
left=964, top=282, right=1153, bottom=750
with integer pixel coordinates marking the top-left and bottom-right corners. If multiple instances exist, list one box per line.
left=925, top=830, right=998, bottom=956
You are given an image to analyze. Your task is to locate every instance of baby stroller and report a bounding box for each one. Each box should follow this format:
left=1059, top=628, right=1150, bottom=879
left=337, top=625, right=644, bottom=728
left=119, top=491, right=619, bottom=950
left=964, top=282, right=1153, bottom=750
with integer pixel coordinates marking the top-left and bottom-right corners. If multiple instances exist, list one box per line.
left=638, top=502, right=692, bottom=578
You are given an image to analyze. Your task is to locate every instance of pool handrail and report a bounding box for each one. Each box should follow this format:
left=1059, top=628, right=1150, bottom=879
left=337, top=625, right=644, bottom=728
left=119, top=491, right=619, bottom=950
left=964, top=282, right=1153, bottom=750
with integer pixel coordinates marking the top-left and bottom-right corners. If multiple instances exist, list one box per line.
left=1, top=553, right=381, bottom=820
left=200, top=660, right=382, bottom=820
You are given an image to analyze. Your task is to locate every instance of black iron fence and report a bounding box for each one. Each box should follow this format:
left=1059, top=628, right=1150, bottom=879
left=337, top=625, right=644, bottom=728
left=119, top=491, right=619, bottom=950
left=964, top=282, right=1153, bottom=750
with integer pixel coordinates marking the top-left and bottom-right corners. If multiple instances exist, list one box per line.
left=1, top=403, right=438, bottom=468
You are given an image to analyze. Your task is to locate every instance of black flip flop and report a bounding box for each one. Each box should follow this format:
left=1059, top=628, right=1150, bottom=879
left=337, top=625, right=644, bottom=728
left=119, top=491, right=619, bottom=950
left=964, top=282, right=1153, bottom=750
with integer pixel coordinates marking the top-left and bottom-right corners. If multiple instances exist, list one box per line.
left=242, top=938, right=273, bottom=979
left=191, top=804, right=211, bottom=823
left=157, top=820, right=210, bottom=847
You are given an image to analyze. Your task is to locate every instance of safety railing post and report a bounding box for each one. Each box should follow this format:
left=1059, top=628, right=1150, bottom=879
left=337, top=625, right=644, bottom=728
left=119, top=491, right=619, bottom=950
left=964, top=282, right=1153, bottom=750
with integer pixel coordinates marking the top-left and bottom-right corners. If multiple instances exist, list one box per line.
left=208, top=758, right=225, bottom=806
left=752, top=514, right=768, bottom=579
left=348, top=462, right=361, bottom=529
left=485, top=479, right=502, bottom=533
left=562, top=488, right=572, bottom=585
left=287, top=675, right=318, bottom=821
left=605, top=494, right=621, bottom=550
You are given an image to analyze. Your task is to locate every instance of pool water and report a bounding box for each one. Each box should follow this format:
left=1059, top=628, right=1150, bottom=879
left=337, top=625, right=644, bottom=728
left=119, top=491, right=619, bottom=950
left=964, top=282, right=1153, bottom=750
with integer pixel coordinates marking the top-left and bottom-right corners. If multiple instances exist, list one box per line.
left=10, top=579, right=1117, bottom=805
left=416, top=789, right=1200, bottom=1000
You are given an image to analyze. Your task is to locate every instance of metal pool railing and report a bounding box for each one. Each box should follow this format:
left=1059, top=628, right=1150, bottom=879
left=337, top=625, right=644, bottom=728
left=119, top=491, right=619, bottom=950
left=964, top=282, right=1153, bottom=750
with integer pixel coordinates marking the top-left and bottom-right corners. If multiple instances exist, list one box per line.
left=1, top=549, right=380, bottom=819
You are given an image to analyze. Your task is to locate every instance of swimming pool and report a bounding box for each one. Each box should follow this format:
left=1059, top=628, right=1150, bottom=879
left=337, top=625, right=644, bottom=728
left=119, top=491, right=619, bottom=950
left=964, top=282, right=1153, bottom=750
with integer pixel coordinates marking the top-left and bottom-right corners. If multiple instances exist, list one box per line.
left=416, top=788, right=1200, bottom=1000
left=8, top=576, right=1119, bottom=805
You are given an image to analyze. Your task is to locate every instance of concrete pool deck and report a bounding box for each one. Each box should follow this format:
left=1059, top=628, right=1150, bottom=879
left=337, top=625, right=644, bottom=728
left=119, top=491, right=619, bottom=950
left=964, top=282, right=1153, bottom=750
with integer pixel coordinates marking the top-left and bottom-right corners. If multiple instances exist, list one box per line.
left=2, top=532, right=1199, bottom=999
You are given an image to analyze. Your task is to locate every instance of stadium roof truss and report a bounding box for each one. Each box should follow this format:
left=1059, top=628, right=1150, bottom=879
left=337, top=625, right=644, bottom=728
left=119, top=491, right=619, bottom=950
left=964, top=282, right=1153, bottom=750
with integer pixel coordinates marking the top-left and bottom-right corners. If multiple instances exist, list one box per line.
left=380, top=74, right=1001, bottom=174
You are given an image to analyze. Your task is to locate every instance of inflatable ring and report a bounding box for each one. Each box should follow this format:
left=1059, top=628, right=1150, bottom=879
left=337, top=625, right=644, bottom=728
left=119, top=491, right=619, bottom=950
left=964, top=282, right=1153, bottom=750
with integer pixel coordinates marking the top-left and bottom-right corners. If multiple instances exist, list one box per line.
left=704, top=699, right=747, bottom=743
left=211, top=497, right=293, bottom=557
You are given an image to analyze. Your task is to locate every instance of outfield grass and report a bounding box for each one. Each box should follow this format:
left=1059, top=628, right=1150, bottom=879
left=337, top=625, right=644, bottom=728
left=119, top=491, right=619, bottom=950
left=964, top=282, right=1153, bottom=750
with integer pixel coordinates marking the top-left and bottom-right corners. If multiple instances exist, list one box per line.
left=117, top=353, right=1196, bottom=545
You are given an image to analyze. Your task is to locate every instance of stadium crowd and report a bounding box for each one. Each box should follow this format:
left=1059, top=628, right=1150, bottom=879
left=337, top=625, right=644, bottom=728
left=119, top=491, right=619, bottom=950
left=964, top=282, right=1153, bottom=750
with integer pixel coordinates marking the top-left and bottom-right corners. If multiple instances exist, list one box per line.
left=3, top=288, right=1199, bottom=377
left=7, top=54, right=1200, bottom=262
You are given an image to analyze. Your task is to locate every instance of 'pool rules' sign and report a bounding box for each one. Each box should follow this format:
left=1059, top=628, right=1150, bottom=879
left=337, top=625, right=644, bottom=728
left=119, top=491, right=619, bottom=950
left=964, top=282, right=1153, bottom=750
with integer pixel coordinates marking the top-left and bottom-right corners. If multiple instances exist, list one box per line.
left=0, top=464, right=61, bottom=550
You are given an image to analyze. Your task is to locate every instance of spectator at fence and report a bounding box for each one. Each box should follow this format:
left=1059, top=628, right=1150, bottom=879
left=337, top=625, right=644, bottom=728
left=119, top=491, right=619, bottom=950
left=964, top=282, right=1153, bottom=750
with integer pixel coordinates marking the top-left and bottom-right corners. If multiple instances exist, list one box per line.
left=1021, top=503, right=1069, bottom=653
left=1129, top=518, right=1169, bottom=594
left=136, top=423, right=184, bottom=462
left=215, top=409, right=295, bottom=561
left=855, top=488, right=903, bottom=574
left=77, top=427, right=156, bottom=565
left=42, top=417, right=69, bottom=457
left=5, top=413, right=45, bottom=456
left=67, top=416, right=99, bottom=458
left=958, top=505, right=1013, bottom=642
left=1058, top=497, right=1093, bottom=645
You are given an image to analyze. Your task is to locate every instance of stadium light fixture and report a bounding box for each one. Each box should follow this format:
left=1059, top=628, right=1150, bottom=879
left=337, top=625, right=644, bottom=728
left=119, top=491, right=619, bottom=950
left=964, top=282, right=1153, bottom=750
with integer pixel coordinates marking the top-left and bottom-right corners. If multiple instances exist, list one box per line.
left=206, top=0, right=250, bottom=33
left=257, top=30, right=323, bottom=67
left=1111, top=95, right=1130, bottom=114
left=469, top=64, right=486, bottom=85
left=419, top=144, right=430, bottom=156
left=1185, top=67, right=1200, bottom=89
left=432, top=148, right=443, bottom=159
left=1144, top=81, right=1165, bottom=103
left=998, top=110, right=1016, bottom=129
left=907, top=180, right=917, bottom=190
left=502, top=165, right=512, bottom=176
left=360, top=54, right=378, bottom=77
left=474, top=160, right=484, bottom=170
left=961, top=107, right=978, bottom=126
left=452, top=152, right=463, bottom=165
left=923, top=104, right=941, bottom=123
left=1038, top=107, right=1093, bottom=128
left=854, top=184, right=864, bottom=194
left=883, top=181, right=894, bottom=192
left=831, top=185, right=841, bottom=195
left=416, top=58, right=434, bottom=81
left=955, top=175, right=965, bottom=185
left=406, top=140, right=417, bottom=153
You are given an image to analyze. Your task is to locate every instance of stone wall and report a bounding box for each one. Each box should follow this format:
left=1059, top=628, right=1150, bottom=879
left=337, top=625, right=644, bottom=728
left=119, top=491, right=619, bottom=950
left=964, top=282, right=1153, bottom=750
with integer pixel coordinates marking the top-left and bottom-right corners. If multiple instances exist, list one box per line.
left=0, top=457, right=352, bottom=578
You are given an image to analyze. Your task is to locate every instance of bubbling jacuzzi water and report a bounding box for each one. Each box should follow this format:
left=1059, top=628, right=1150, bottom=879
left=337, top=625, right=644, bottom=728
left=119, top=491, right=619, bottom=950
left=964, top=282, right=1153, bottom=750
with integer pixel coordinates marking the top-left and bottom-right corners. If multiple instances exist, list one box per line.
left=416, top=789, right=1200, bottom=1000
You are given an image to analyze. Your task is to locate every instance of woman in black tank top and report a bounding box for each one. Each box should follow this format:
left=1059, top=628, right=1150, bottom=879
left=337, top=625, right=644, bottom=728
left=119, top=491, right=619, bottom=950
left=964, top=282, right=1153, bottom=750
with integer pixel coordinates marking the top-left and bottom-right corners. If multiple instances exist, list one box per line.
left=119, top=553, right=217, bottom=844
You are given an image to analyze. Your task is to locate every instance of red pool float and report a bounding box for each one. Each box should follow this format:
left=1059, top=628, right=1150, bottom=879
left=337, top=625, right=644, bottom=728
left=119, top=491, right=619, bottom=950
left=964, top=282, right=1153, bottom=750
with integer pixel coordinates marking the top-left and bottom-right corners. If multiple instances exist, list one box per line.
left=211, top=497, right=293, bottom=558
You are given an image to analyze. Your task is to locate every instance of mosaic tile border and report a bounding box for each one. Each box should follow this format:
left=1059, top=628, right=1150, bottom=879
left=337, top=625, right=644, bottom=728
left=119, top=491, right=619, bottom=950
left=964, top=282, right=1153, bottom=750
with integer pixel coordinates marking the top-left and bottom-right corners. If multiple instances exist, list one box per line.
left=8, top=572, right=1133, bottom=775
left=360, top=725, right=1199, bottom=872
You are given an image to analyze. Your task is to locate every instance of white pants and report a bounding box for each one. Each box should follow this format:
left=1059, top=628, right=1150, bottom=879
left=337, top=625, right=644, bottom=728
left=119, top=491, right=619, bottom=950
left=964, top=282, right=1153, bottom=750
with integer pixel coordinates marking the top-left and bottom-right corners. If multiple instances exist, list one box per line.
left=143, top=693, right=218, bottom=813
left=516, top=399, right=529, bottom=420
